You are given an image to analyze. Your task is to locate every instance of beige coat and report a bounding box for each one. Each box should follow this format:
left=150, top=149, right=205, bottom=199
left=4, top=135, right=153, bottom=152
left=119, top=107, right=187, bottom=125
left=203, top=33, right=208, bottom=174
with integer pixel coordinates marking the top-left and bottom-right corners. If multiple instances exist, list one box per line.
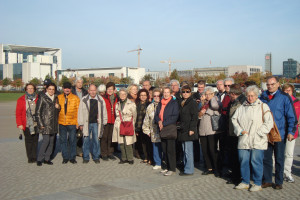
left=198, top=96, right=221, bottom=136
left=112, top=99, right=137, bottom=145
left=231, top=99, right=273, bottom=150
left=142, top=102, right=161, bottom=143
left=78, top=94, right=108, bottom=138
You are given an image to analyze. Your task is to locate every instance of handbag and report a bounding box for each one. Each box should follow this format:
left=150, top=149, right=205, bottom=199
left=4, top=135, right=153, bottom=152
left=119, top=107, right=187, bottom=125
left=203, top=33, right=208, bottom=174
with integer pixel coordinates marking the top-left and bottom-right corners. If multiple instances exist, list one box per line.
left=211, top=114, right=224, bottom=131
left=261, top=103, right=281, bottom=145
left=159, top=124, right=177, bottom=140
left=118, top=110, right=134, bottom=136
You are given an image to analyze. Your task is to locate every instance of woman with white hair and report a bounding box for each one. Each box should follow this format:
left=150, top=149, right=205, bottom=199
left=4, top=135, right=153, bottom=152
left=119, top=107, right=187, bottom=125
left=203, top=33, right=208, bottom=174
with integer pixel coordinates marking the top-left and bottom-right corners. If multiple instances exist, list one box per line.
left=198, top=86, right=222, bottom=177
left=232, top=85, right=273, bottom=192
left=98, top=84, right=106, bottom=96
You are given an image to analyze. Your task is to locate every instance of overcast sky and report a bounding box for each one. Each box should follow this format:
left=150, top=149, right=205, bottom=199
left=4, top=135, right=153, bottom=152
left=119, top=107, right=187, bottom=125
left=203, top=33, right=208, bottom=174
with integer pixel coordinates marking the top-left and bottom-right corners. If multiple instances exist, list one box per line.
left=1, top=0, right=299, bottom=75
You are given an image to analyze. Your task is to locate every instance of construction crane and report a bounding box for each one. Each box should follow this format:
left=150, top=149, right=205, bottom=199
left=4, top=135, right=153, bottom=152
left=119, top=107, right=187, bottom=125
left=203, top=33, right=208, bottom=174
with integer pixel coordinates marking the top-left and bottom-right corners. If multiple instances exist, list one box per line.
left=128, top=45, right=143, bottom=68
left=160, top=58, right=192, bottom=75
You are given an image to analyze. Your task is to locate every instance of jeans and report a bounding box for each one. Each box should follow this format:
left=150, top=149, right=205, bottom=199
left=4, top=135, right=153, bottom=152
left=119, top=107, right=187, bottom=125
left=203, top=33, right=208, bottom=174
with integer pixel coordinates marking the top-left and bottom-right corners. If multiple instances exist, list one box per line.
left=238, top=149, right=264, bottom=186
left=83, top=123, right=100, bottom=161
left=284, top=139, right=296, bottom=177
left=182, top=141, right=194, bottom=174
left=153, top=142, right=162, bottom=166
left=263, top=140, right=286, bottom=185
left=59, top=125, right=77, bottom=160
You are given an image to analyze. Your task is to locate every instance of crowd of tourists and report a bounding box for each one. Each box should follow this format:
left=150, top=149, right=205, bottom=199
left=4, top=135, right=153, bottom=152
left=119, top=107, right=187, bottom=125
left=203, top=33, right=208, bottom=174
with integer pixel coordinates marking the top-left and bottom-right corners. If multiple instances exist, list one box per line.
left=15, top=76, right=299, bottom=192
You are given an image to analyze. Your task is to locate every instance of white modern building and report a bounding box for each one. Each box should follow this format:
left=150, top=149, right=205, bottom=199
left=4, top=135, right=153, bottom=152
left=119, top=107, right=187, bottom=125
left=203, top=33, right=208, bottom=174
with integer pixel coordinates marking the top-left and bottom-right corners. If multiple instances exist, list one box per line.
left=58, top=67, right=145, bottom=84
left=0, top=44, right=62, bottom=83
left=227, top=65, right=262, bottom=76
left=194, top=67, right=228, bottom=77
left=145, top=71, right=169, bottom=80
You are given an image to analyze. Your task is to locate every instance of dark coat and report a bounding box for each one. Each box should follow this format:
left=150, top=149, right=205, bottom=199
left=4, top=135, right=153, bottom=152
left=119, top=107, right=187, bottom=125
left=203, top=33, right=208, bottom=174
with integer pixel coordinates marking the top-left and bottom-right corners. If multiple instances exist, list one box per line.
left=71, top=86, right=88, bottom=97
left=178, top=97, right=199, bottom=142
left=35, top=93, right=60, bottom=134
left=154, top=98, right=179, bottom=127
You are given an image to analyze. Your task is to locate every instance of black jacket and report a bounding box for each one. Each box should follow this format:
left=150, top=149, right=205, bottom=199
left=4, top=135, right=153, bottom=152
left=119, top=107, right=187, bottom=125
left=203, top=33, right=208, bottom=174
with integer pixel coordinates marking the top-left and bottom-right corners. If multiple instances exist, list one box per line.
left=35, top=93, right=60, bottom=134
left=71, top=86, right=88, bottom=97
left=178, top=97, right=199, bottom=142
left=154, top=98, right=179, bottom=127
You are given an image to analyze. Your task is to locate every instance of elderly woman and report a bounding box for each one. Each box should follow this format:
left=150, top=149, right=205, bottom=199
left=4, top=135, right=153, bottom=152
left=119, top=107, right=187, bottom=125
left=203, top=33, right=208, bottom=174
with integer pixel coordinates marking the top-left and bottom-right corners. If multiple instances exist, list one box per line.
left=232, top=85, right=273, bottom=192
left=155, top=86, right=179, bottom=176
left=127, top=84, right=139, bottom=102
left=35, top=83, right=60, bottom=166
left=16, top=83, right=39, bottom=163
left=178, top=85, right=199, bottom=176
left=112, top=88, right=137, bottom=164
left=199, top=86, right=221, bottom=177
left=143, top=88, right=162, bottom=170
left=282, top=83, right=300, bottom=183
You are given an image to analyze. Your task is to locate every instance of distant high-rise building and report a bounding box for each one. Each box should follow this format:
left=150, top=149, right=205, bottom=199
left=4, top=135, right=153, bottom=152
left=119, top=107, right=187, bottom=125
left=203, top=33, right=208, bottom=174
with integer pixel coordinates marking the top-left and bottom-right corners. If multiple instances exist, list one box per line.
left=265, top=53, right=272, bottom=72
left=283, top=58, right=300, bottom=79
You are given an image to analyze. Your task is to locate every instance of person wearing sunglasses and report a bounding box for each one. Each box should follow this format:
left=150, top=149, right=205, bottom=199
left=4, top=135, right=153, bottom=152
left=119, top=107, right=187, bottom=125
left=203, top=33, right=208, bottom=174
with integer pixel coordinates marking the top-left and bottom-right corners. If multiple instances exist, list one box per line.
left=178, top=85, right=198, bottom=176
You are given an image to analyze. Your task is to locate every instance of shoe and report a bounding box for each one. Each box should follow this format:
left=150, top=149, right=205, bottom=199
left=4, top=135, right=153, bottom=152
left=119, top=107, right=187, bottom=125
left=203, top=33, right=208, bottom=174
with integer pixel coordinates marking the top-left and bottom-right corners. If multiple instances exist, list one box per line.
left=273, top=184, right=283, bottom=190
left=37, top=161, right=42, bottom=166
left=119, top=160, right=128, bottom=164
left=153, top=165, right=162, bottom=170
left=102, top=156, right=109, bottom=161
left=250, top=184, right=262, bottom=192
left=234, top=183, right=249, bottom=190
left=128, top=160, right=134, bottom=165
left=94, top=159, right=100, bottom=164
left=226, top=179, right=240, bottom=185
left=202, top=170, right=214, bottom=175
left=44, top=160, right=53, bottom=165
left=160, top=169, right=168, bottom=173
left=108, top=155, right=116, bottom=160
left=261, top=182, right=273, bottom=188
left=164, top=171, right=174, bottom=176
left=70, top=159, right=77, bottom=164
left=285, top=175, right=295, bottom=183
left=214, top=171, right=221, bottom=177
left=140, top=160, right=147, bottom=163
left=62, top=159, right=69, bottom=164
left=83, top=160, right=89, bottom=164
left=179, top=172, right=193, bottom=176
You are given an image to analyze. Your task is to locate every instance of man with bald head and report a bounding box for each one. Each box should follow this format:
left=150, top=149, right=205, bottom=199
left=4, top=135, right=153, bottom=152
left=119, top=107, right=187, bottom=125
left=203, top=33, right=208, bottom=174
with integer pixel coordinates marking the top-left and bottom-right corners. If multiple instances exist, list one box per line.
left=78, top=84, right=107, bottom=164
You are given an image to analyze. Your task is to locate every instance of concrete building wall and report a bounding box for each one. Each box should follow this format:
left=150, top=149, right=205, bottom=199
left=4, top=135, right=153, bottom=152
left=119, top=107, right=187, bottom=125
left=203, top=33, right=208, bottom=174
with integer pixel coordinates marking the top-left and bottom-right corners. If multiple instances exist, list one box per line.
left=227, top=65, right=262, bottom=76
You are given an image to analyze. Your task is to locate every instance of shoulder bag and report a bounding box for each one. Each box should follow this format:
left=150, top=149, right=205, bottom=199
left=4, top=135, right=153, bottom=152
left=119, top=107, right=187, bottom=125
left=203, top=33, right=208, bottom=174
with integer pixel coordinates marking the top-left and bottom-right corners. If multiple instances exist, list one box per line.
left=159, top=124, right=177, bottom=140
left=118, top=110, right=134, bottom=136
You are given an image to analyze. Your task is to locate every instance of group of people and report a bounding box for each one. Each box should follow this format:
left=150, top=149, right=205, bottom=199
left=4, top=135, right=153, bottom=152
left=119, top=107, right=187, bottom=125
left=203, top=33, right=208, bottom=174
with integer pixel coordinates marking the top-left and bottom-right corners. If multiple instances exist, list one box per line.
left=15, top=76, right=299, bottom=192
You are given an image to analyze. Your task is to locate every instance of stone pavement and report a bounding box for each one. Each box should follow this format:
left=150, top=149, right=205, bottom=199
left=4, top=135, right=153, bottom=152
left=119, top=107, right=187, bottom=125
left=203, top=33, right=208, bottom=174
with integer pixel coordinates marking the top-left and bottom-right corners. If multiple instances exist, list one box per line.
left=1, top=101, right=300, bottom=200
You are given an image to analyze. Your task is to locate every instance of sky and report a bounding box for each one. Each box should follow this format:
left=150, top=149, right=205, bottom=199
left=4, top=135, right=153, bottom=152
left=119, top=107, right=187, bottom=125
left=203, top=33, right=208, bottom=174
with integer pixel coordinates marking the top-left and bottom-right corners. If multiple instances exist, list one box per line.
left=1, top=0, right=300, bottom=75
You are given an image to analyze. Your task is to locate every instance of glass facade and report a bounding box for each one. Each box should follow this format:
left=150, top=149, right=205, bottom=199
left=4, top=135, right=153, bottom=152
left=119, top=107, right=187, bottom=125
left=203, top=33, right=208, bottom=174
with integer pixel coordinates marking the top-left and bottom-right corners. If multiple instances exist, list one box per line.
left=13, top=64, right=22, bottom=80
left=0, top=65, right=3, bottom=80
left=283, top=59, right=299, bottom=79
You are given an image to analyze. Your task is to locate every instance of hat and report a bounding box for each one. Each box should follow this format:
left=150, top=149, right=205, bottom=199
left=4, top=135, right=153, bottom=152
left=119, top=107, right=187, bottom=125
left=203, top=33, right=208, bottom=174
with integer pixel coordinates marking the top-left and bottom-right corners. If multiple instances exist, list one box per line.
left=63, top=82, right=72, bottom=89
left=43, top=79, right=52, bottom=86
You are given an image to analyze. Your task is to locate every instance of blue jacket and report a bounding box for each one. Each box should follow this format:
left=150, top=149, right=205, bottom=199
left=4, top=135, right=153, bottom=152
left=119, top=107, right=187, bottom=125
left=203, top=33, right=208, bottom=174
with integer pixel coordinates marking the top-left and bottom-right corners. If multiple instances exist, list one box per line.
left=154, top=98, right=179, bottom=127
left=260, top=90, right=297, bottom=138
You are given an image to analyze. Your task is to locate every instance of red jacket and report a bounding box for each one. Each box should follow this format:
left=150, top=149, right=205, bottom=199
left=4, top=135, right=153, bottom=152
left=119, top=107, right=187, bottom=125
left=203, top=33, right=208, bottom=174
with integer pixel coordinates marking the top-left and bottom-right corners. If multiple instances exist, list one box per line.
left=16, top=95, right=38, bottom=131
left=221, top=94, right=231, bottom=115
left=292, top=96, right=300, bottom=138
left=102, top=93, right=118, bottom=124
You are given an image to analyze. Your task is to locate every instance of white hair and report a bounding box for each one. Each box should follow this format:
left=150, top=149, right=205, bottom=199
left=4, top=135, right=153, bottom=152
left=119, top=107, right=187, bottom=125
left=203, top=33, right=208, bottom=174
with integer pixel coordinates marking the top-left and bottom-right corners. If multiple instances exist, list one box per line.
left=98, top=84, right=106, bottom=93
left=245, top=85, right=259, bottom=97
left=204, top=86, right=215, bottom=94
left=75, top=77, right=83, bottom=83
left=216, top=80, right=224, bottom=85
left=224, top=78, right=235, bottom=84
left=170, top=79, right=180, bottom=86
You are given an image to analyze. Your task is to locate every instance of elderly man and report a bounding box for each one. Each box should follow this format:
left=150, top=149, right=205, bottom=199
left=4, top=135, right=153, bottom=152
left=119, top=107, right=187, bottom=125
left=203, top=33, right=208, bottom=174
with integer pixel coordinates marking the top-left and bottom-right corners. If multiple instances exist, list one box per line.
left=142, top=80, right=151, bottom=91
left=58, top=82, right=80, bottom=164
left=227, top=84, right=246, bottom=185
left=71, top=77, right=88, bottom=157
left=260, top=76, right=297, bottom=189
left=193, top=80, right=206, bottom=104
left=216, top=80, right=226, bottom=102
left=78, top=84, right=107, bottom=164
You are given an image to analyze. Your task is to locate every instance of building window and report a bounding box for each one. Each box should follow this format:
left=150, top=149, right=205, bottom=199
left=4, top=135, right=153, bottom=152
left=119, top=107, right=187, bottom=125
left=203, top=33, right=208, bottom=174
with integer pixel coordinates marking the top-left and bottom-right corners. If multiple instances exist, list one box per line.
left=53, top=56, right=57, bottom=64
left=89, top=74, right=94, bottom=78
left=109, top=73, right=114, bottom=77
left=13, top=64, right=22, bottom=80
left=0, top=65, right=3, bottom=80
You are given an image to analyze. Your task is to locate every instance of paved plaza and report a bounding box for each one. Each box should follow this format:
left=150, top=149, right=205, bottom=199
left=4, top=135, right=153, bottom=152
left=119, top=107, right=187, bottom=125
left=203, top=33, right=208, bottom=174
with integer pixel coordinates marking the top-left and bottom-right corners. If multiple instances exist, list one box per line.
left=1, top=101, right=300, bottom=200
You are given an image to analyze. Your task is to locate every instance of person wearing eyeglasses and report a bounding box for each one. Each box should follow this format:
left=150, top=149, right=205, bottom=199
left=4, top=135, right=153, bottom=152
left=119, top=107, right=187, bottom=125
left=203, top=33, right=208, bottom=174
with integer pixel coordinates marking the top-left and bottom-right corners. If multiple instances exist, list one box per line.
left=260, top=76, right=297, bottom=190
left=198, top=86, right=222, bottom=177
left=143, top=88, right=163, bottom=170
left=178, top=85, right=198, bottom=176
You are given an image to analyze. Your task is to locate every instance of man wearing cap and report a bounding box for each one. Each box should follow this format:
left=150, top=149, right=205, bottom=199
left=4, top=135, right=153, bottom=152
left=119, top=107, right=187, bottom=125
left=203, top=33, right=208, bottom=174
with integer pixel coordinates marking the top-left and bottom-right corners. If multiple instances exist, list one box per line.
left=57, top=82, right=80, bottom=164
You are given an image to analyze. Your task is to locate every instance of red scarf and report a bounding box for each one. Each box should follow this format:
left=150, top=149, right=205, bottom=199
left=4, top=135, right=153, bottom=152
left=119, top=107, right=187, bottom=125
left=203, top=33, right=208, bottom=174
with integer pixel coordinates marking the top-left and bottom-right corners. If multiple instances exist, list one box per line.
left=159, top=97, right=172, bottom=122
